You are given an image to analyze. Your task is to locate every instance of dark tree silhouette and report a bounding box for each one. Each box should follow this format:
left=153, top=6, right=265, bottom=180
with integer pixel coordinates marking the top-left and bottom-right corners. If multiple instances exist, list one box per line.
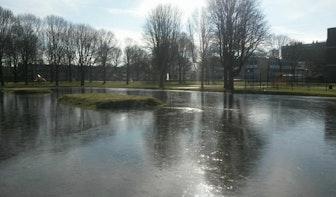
left=209, top=0, right=268, bottom=90
left=16, top=14, right=41, bottom=85
left=0, top=6, right=14, bottom=86
left=96, top=29, right=118, bottom=84
left=144, top=4, right=181, bottom=88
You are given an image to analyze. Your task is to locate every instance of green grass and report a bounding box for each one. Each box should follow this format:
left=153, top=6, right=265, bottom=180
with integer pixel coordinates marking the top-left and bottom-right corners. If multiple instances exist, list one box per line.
left=0, top=81, right=160, bottom=89
left=233, top=83, right=336, bottom=97
left=58, top=93, right=165, bottom=110
left=234, top=88, right=336, bottom=97
left=2, top=81, right=336, bottom=97
left=3, top=88, right=52, bottom=94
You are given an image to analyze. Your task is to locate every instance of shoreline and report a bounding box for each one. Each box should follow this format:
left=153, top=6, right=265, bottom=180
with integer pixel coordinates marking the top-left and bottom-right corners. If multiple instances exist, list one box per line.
left=1, top=82, right=336, bottom=98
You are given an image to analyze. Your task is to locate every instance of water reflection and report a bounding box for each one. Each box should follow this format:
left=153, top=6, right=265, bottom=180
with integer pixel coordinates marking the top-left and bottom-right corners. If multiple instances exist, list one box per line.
left=1, top=89, right=336, bottom=196
left=195, top=93, right=264, bottom=196
left=324, top=101, right=336, bottom=153
left=1, top=93, right=51, bottom=160
left=0, top=91, right=114, bottom=160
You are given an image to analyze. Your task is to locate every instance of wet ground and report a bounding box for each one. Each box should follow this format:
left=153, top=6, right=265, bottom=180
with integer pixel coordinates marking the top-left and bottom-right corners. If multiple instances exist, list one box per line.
left=1, top=88, right=336, bottom=196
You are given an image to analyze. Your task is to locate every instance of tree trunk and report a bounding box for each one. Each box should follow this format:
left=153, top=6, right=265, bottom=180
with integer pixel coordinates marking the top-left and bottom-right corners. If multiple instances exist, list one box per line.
left=201, top=62, right=205, bottom=90
left=223, top=65, right=228, bottom=90
left=205, top=63, right=209, bottom=85
left=159, top=69, right=165, bottom=89
left=13, top=64, right=18, bottom=83
left=228, top=65, right=234, bottom=91
left=89, top=65, right=92, bottom=83
left=55, top=64, right=59, bottom=86
left=24, top=61, right=28, bottom=85
left=0, top=65, right=3, bottom=86
left=178, top=59, right=182, bottom=84
left=68, top=59, right=72, bottom=83
left=224, top=56, right=234, bottom=91
left=80, top=63, right=85, bottom=86
left=126, top=62, right=130, bottom=85
left=49, top=64, right=54, bottom=83
left=0, top=54, right=3, bottom=86
left=103, top=64, right=106, bottom=85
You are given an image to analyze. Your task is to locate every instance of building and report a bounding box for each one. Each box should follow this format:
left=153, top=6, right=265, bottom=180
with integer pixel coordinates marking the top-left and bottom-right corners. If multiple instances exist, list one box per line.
left=281, top=27, right=336, bottom=82
left=241, top=56, right=308, bottom=85
left=281, top=41, right=326, bottom=82
left=325, top=28, right=336, bottom=82
left=282, top=42, right=326, bottom=64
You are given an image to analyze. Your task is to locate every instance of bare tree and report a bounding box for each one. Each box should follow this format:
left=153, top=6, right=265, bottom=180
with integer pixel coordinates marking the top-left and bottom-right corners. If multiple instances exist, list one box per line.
left=144, top=4, right=181, bottom=88
left=0, top=6, right=14, bottom=86
left=124, top=38, right=137, bottom=85
left=209, top=0, right=268, bottom=90
left=96, top=29, right=117, bottom=84
left=16, top=14, right=41, bottom=85
left=44, top=15, right=68, bottom=86
left=87, top=31, right=99, bottom=83
left=123, top=39, right=150, bottom=83
left=111, top=47, right=122, bottom=67
left=176, top=32, right=194, bottom=84
left=132, top=46, right=151, bottom=81
left=73, top=24, right=97, bottom=86
left=7, top=18, right=21, bottom=83
left=64, top=23, right=76, bottom=82
left=197, top=8, right=212, bottom=89
left=268, top=34, right=291, bottom=59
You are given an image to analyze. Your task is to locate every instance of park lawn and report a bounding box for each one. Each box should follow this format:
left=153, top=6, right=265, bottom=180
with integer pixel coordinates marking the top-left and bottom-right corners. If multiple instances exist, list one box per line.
left=58, top=93, right=165, bottom=110
left=234, top=86, right=336, bottom=97
left=1, top=81, right=161, bottom=89
left=2, top=81, right=336, bottom=97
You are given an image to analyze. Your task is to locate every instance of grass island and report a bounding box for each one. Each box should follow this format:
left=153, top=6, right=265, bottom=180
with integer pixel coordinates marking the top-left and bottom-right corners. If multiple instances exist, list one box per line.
left=3, top=88, right=52, bottom=94
left=58, top=93, right=165, bottom=110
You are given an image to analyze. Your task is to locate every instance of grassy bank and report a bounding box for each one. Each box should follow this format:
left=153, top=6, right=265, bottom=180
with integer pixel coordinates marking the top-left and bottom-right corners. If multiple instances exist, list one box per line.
left=2, top=81, right=336, bottom=97
left=3, top=88, right=52, bottom=94
left=234, top=88, right=336, bottom=97
left=58, top=93, right=165, bottom=110
left=0, top=81, right=160, bottom=89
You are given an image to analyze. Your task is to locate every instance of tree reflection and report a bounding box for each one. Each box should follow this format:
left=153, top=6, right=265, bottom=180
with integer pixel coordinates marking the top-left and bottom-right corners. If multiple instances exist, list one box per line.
left=147, top=108, right=186, bottom=168
left=144, top=91, right=264, bottom=196
left=324, top=102, right=336, bottom=150
left=0, top=91, right=115, bottom=160
left=198, top=93, right=264, bottom=195
left=144, top=91, right=204, bottom=169
left=0, top=94, right=46, bottom=160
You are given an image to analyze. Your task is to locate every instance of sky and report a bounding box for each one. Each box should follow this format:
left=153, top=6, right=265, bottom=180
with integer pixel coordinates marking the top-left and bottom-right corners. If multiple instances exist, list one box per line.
left=1, top=0, right=335, bottom=46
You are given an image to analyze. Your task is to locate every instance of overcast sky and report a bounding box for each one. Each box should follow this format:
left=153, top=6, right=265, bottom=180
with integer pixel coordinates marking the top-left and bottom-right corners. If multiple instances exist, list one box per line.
left=1, top=0, right=335, bottom=45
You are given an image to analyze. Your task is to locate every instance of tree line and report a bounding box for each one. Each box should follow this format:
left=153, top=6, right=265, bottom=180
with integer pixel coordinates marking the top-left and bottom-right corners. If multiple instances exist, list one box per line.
left=0, top=6, right=125, bottom=86
left=1, top=0, right=273, bottom=90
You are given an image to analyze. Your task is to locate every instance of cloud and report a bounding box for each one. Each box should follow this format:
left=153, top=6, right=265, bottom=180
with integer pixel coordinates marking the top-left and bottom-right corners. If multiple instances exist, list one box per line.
left=271, top=26, right=326, bottom=43
left=102, top=27, right=144, bottom=47
left=262, top=0, right=335, bottom=42
left=0, top=0, right=86, bottom=18
left=272, top=26, right=303, bottom=37
left=107, top=8, right=138, bottom=15
left=2, top=0, right=333, bottom=45
left=264, top=0, right=335, bottom=21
